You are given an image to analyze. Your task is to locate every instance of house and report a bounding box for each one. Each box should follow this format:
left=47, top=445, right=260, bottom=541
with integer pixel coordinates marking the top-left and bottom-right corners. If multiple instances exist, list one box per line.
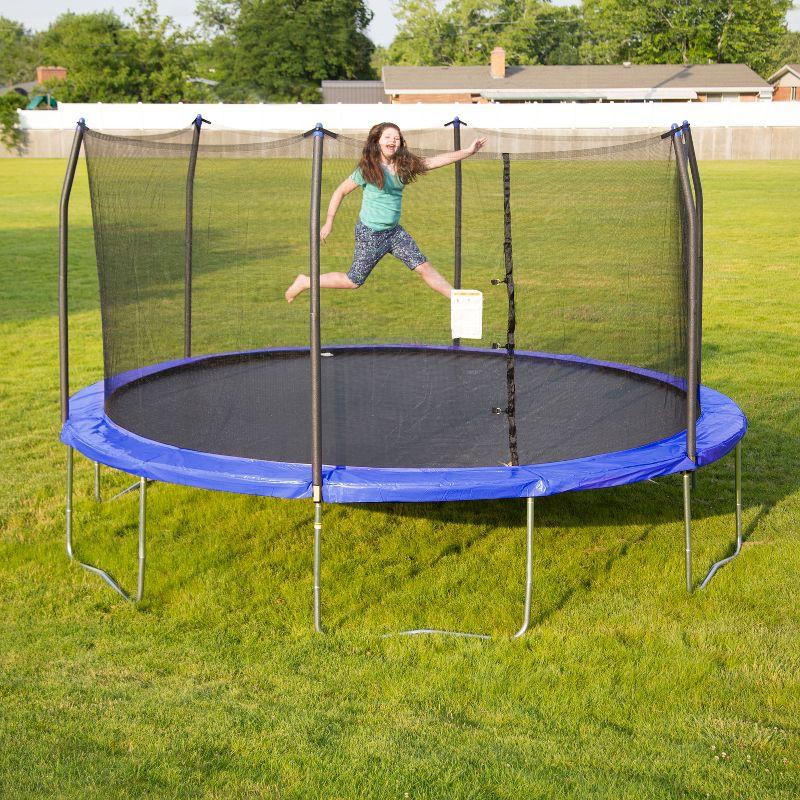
left=381, top=49, right=773, bottom=104
left=321, top=81, right=389, bottom=103
left=0, top=67, right=67, bottom=108
left=768, top=64, right=800, bottom=100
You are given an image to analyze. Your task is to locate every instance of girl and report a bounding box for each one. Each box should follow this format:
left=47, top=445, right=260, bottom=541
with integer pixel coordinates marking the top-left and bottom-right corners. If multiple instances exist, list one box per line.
left=285, top=122, right=486, bottom=302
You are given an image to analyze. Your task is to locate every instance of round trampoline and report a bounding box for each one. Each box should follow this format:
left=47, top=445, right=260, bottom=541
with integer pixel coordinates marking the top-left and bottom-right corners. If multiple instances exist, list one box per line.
left=57, top=119, right=747, bottom=636
left=62, top=345, right=745, bottom=503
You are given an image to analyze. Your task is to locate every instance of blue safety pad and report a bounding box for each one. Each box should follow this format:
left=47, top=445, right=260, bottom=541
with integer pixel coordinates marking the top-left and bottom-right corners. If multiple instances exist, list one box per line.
left=61, top=357, right=746, bottom=503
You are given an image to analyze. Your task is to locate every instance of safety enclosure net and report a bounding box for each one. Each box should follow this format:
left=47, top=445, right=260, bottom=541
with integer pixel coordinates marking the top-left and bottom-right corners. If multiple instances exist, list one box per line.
left=81, top=122, right=693, bottom=471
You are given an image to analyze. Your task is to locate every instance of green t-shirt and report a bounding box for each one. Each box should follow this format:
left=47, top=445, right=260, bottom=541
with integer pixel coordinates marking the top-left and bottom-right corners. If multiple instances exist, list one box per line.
left=349, top=166, right=404, bottom=231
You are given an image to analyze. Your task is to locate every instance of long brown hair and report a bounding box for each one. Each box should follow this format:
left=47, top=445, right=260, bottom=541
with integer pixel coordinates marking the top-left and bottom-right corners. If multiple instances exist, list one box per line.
left=357, top=123, right=428, bottom=188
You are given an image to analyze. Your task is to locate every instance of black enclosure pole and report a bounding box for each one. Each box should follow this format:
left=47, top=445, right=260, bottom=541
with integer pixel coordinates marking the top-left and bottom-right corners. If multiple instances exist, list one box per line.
left=184, top=115, right=204, bottom=359
left=445, top=116, right=466, bottom=346
left=309, top=123, right=325, bottom=499
left=672, top=123, right=699, bottom=462
left=683, top=121, right=703, bottom=391
left=59, top=119, right=86, bottom=424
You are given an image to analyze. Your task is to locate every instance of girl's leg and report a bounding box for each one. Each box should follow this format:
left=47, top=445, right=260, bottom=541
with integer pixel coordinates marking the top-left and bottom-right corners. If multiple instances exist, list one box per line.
left=412, top=262, right=453, bottom=299
left=285, top=272, right=358, bottom=303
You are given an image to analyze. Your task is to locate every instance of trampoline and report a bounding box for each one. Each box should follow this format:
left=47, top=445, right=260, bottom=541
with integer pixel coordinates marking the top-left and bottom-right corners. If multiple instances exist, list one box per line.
left=58, top=118, right=746, bottom=638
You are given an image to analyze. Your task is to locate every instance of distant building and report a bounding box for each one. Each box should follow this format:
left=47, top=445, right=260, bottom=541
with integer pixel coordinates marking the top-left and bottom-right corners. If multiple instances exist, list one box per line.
left=0, top=81, right=36, bottom=98
left=381, top=49, right=773, bottom=104
left=768, top=64, right=800, bottom=101
left=36, top=66, right=68, bottom=84
left=321, top=80, right=389, bottom=104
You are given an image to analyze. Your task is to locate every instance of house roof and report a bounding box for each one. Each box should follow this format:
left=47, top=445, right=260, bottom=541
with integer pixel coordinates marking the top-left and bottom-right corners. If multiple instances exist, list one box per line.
left=0, top=81, right=37, bottom=97
left=768, top=64, right=800, bottom=83
left=382, top=64, right=770, bottom=99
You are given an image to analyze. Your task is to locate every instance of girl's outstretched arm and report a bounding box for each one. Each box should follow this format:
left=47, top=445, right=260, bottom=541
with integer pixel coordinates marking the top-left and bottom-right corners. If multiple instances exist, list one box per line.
left=321, top=177, right=359, bottom=241
left=423, top=137, right=487, bottom=171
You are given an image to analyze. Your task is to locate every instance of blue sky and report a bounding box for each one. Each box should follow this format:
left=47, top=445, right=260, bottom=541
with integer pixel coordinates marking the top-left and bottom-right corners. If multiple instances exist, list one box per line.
left=1, top=0, right=798, bottom=47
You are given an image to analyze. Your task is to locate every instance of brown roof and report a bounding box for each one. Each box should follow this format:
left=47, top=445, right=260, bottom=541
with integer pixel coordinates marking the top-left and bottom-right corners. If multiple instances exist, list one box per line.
left=383, top=64, right=770, bottom=95
left=767, top=64, right=800, bottom=83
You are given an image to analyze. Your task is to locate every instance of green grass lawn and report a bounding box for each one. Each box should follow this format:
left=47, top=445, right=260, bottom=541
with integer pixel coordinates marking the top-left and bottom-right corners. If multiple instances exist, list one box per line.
left=1, top=156, right=799, bottom=799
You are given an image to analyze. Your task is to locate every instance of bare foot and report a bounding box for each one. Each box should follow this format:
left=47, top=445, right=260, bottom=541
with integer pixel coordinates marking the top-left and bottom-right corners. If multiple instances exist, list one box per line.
left=285, top=274, right=308, bottom=303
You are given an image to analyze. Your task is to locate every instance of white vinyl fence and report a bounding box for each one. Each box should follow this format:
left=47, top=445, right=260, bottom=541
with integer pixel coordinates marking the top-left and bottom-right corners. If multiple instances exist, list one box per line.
left=7, top=101, right=800, bottom=159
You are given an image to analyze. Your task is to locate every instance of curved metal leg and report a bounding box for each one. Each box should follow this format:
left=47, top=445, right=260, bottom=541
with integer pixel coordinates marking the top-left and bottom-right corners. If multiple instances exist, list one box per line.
left=684, top=441, right=743, bottom=593
left=66, top=447, right=146, bottom=603
left=699, top=441, right=743, bottom=589
left=311, top=497, right=534, bottom=638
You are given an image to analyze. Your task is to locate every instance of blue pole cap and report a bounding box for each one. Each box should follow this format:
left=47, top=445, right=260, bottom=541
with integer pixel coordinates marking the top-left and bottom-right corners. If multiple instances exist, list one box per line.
left=194, top=114, right=203, bottom=127
left=78, top=117, right=85, bottom=127
left=314, top=122, right=324, bottom=137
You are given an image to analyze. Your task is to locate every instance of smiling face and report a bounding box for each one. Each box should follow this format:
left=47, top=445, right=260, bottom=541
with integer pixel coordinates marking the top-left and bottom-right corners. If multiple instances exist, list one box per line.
left=377, top=126, right=402, bottom=162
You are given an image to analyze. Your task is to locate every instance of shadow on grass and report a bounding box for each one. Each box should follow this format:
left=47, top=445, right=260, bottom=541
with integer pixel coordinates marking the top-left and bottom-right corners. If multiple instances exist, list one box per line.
left=62, top=415, right=793, bottom=631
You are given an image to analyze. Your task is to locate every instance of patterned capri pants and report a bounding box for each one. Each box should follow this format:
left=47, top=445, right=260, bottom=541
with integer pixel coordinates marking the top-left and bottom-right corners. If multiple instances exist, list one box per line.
left=346, top=220, right=427, bottom=286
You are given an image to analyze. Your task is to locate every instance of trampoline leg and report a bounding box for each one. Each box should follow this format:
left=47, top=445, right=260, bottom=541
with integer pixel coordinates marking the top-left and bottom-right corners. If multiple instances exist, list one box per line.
left=512, top=496, right=534, bottom=639
left=93, top=461, right=101, bottom=502
left=65, top=447, right=147, bottom=603
left=683, top=471, right=693, bottom=592
left=699, top=441, right=743, bottom=589
left=388, top=496, right=534, bottom=640
left=313, top=502, right=323, bottom=633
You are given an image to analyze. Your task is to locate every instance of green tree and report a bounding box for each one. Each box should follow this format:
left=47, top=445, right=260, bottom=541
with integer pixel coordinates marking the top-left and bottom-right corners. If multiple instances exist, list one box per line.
left=0, top=17, right=40, bottom=86
left=196, top=0, right=375, bottom=102
left=769, top=29, right=800, bottom=73
left=0, top=92, right=26, bottom=151
left=38, top=1, right=213, bottom=102
left=386, top=0, right=582, bottom=67
left=580, top=0, right=792, bottom=75
left=386, top=0, right=456, bottom=65
left=500, top=1, right=584, bottom=65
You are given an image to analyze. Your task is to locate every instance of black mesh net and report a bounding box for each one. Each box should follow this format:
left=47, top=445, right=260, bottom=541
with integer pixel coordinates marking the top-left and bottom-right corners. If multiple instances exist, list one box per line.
left=82, top=123, right=691, bottom=472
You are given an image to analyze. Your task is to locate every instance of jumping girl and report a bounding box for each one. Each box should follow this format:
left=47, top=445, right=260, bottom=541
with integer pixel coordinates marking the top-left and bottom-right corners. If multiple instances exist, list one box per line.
left=284, top=122, right=487, bottom=303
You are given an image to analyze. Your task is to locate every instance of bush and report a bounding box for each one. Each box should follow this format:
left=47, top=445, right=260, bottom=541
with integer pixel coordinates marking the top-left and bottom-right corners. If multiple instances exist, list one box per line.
left=0, top=93, right=27, bottom=152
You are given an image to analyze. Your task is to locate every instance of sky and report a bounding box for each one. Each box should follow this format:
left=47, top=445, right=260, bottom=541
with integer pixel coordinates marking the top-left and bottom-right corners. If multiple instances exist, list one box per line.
left=1, top=0, right=798, bottom=47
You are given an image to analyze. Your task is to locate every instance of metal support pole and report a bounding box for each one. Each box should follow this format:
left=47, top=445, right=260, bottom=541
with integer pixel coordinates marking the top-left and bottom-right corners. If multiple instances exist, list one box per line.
left=59, top=119, right=85, bottom=424
left=184, top=115, right=203, bottom=359
left=313, top=502, right=323, bottom=633
left=683, top=471, right=693, bottom=592
left=137, top=477, right=146, bottom=602
left=93, top=461, right=101, bottom=502
left=683, top=122, right=704, bottom=391
left=512, top=496, right=534, bottom=639
left=308, top=123, right=325, bottom=632
left=700, top=441, right=743, bottom=588
left=309, top=123, right=324, bottom=501
left=672, top=124, right=699, bottom=463
left=65, top=446, right=147, bottom=603
left=446, top=116, right=465, bottom=346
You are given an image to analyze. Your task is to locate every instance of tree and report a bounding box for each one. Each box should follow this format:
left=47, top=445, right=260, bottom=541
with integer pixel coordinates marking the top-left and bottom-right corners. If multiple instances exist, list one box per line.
left=580, top=0, right=793, bottom=75
left=0, top=92, right=26, bottom=151
left=770, top=29, right=800, bottom=73
left=386, top=0, right=583, bottom=67
left=386, top=0, right=456, bottom=65
left=38, top=1, right=214, bottom=102
left=0, top=17, right=40, bottom=86
left=500, top=2, right=584, bottom=65
left=196, top=0, right=375, bottom=102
